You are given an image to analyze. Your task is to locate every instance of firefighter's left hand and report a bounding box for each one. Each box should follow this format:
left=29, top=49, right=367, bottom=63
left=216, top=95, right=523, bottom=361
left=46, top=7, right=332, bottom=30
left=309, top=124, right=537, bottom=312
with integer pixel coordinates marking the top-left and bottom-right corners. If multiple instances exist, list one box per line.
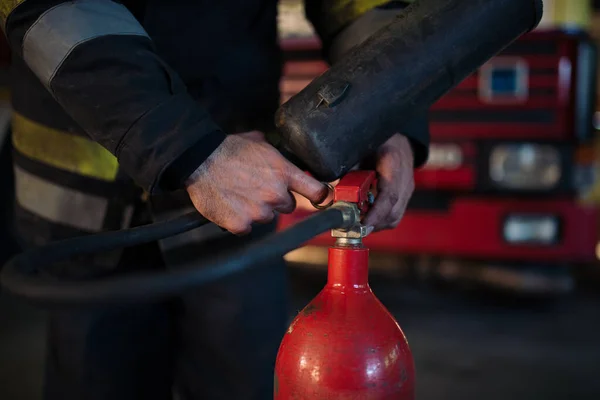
left=363, top=133, right=415, bottom=232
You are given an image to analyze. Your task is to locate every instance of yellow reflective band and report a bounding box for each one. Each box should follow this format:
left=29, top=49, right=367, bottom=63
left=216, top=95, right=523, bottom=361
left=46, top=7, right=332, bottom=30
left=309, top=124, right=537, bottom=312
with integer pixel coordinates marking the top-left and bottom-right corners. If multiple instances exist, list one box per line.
left=540, top=0, right=592, bottom=30
left=329, top=0, right=391, bottom=28
left=325, top=0, right=415, bottom=37
left=330, top=0, right=391, bottom=16
left=11, top=112, right=119, bottom=181
left=0, top=0, right=26, bottom=30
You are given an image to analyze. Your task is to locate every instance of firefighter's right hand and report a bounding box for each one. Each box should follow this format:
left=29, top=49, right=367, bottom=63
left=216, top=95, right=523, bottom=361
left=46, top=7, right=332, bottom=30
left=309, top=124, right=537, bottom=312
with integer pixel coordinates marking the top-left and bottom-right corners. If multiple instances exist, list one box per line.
left=184, top=130, right=328, bottom=235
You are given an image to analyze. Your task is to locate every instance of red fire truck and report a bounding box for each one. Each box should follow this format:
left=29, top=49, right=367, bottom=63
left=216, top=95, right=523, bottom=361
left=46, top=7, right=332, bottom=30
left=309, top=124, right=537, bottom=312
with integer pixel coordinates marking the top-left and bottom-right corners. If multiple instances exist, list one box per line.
left=278, top=2, right=599, bottom=294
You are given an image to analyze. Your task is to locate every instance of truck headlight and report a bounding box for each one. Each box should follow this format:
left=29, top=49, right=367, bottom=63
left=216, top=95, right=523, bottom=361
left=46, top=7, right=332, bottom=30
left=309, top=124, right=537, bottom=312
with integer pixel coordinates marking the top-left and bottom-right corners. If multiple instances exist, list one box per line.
left=424, top=144, right=463, bottom=170
left=503, top=215, right=560, bottom=245
left=490, top=144, right=561, bottom=189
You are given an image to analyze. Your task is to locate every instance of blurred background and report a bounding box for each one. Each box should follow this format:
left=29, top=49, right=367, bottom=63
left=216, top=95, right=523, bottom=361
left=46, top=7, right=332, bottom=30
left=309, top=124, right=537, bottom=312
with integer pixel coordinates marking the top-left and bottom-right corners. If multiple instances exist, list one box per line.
left=2, top=0, right=600, bottom=399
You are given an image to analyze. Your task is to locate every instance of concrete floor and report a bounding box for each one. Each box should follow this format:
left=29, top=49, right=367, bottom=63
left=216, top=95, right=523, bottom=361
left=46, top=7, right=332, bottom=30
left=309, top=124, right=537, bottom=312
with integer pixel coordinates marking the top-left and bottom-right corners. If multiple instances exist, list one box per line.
left=290, top=266, right=600, bottom=400
left=1, top=264, right=600, bottom=400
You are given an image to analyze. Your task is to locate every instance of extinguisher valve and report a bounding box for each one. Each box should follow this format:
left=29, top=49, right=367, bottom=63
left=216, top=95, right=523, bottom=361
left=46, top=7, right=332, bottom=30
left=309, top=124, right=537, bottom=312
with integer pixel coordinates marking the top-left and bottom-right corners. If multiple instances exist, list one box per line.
left=330, top=201, right=361, bottom=230
left=329, top=170, right=378, bottom=246
left=332, top=223, right=373, bottom=239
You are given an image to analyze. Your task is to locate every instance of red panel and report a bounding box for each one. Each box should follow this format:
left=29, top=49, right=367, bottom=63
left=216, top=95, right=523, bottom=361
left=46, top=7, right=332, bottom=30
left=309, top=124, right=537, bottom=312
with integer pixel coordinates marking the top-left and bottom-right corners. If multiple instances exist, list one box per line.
left=280, top=36, right=322, bottom=51
left=512, top=56, right=561, bottom=69
left=283, top=61, right=328, bottom=76
left=278, top=198, right=599, bottom=263
left=433, top=97, right=560, bottom=109
left=280, top=79, right=313, bottom=94
left=429, top=120, right=569, bottom=139
left=414, top=167, right=475, bottom=190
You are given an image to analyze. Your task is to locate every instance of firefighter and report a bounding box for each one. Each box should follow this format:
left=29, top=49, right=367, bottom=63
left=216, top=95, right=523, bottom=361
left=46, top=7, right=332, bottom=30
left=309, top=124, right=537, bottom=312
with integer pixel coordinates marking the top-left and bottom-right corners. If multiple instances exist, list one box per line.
left=1, top=1, right=428, bottom=399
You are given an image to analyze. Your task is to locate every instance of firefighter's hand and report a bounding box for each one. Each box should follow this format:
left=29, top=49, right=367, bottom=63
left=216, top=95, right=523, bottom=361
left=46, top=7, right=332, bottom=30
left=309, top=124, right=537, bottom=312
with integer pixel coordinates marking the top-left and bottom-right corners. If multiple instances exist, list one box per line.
left=184, top=130, right=328, bottom=235
left=363, top=134, right=415, bottom=232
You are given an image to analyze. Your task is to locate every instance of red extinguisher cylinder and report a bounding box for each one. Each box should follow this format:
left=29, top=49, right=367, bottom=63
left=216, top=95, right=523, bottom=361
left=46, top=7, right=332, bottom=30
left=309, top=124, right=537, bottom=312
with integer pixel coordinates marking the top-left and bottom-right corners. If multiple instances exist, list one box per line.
left=274, top=243, right=415, bottom=399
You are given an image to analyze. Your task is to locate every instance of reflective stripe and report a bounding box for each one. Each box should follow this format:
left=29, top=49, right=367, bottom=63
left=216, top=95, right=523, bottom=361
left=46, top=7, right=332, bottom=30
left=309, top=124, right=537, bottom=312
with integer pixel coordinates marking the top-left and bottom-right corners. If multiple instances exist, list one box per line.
left=321, top=0, right=414, bottom=35
left=11, top=112, right=119, bottom=181
left=22, top=0, right=149, bottom=87
left=0, top=0, right=26, bottom=30
left=327, top=0, right=395, bottom=34
left=330, top=0, right=397, bottom=17
left=14, top=166, right=108, bottom=232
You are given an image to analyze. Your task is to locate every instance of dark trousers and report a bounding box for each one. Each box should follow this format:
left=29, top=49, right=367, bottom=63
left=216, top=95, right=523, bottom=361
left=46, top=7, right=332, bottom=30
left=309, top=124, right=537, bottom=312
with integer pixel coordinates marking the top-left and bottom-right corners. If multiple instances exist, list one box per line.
left=36, top=215, right=289, bottom=400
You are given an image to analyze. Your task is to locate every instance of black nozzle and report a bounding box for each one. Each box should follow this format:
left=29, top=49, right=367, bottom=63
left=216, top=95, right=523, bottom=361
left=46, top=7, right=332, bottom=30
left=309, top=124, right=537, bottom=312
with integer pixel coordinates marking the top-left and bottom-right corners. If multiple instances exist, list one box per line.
left=277, top=0, right=545, bottom=182
left=531, top=0, right=544, bottom=31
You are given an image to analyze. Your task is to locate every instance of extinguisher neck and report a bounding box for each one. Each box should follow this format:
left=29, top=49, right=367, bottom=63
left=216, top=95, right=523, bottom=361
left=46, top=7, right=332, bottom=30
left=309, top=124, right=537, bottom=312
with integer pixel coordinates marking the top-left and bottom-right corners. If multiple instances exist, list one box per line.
left=334, top=237, right=362, bottom=247
left=327, top=244, right=370, bottom=289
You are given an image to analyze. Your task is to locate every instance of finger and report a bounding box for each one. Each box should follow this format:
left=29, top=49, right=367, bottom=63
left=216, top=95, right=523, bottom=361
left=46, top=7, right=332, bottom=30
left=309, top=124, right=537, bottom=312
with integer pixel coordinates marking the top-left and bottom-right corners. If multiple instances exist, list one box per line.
left=285, top=163, right=328, bottom=205
left=378, top=200, right=406, bottom=231
left=363, top=182, right=397, bottom=229
left=253, top=205, right=276, bottom=224
left=208, top=199, right=253, bottom=236
left=363, top=198, right=393, bottom=230
left=377, top=151, right=401, bottom=182
left=223, top=218, right=253, bottom=236
left=274, top=191, right=297, bottom=214
left=375, top=179, right=413, bottom=231
left=264, top=185, right=296, bottom=211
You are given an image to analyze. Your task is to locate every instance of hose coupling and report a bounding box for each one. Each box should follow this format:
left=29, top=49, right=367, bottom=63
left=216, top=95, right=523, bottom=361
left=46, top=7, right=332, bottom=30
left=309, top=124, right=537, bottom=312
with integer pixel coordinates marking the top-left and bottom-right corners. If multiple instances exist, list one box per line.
left=330, top=201, right=360, bottom=230
left=330, top=201, right=373, bottom=247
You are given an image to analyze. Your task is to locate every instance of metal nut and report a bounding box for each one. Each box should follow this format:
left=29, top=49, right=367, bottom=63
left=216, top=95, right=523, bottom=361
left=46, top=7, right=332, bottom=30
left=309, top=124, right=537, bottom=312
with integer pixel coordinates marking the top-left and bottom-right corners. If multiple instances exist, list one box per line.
left=331, top=225, right=371, bottom=239
left=330, top=202, right=360, bottom=229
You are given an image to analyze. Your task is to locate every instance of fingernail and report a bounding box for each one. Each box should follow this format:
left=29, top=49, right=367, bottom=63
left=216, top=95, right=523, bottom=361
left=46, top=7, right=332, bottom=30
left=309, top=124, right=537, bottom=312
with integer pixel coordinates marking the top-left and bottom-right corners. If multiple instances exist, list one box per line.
left=365, top=226, right=375, bottom=236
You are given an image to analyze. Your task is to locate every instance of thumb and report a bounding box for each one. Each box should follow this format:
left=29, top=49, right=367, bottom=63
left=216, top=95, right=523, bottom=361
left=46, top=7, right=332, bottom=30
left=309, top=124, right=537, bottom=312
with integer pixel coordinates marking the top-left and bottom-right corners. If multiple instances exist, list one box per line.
left=285, top=163, right=328, bottom=205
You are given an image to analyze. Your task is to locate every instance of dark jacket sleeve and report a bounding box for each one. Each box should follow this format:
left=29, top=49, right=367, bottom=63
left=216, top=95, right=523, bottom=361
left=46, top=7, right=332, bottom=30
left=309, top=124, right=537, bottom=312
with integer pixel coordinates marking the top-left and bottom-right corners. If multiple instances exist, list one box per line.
left=304, top=0, right=429, bottom=167
left=2, top=0, right=226, bottom=193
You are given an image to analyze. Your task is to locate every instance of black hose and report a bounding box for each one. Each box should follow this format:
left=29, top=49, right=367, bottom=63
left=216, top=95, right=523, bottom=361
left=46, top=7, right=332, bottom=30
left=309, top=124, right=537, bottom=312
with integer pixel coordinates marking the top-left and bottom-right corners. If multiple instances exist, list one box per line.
left=0, top=208, right=344, bottom=308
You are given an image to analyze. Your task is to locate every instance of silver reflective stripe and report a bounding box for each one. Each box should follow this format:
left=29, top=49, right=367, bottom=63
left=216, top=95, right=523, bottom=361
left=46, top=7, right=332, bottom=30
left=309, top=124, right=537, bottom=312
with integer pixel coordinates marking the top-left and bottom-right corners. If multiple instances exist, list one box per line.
left=153, top=206, right=228, bottom=253
left=14, top=166, right=108, bottom=232
left=22, top=0, right=149, bottom=87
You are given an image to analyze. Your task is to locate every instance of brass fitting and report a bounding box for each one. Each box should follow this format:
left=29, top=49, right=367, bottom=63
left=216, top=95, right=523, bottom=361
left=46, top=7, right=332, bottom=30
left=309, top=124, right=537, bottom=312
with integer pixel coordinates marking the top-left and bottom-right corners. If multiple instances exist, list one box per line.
left=330, top=202, right=372, bottom=246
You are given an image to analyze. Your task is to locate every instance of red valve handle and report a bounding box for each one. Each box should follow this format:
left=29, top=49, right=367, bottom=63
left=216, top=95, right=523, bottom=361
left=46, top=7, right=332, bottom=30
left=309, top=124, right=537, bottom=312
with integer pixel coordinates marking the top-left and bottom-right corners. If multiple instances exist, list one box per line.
left=333, top=170, right=377, bottom=215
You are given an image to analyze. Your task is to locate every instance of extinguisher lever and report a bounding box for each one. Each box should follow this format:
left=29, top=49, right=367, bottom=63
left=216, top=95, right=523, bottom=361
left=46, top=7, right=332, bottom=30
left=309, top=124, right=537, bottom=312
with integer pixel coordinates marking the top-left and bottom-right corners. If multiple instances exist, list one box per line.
left=330, top=170, right=377, bottom=245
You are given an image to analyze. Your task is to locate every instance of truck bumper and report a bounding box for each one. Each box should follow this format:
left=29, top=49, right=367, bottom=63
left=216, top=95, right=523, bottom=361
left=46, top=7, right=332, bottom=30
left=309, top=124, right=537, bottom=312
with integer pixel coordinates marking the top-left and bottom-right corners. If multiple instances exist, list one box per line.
left=278, top=197, right=599, bottom=264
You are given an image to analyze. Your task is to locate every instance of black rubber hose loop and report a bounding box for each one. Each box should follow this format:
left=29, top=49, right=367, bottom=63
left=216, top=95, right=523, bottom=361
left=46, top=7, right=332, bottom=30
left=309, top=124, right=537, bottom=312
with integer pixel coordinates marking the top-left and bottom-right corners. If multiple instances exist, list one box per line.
left=0, top=209, right=344, bottom=309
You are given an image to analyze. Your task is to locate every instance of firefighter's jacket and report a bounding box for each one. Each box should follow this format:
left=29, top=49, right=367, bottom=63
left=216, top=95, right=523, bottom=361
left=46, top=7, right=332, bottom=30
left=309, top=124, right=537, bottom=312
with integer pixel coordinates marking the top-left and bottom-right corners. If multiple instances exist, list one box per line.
left=1, top=0, right=427, bottom=256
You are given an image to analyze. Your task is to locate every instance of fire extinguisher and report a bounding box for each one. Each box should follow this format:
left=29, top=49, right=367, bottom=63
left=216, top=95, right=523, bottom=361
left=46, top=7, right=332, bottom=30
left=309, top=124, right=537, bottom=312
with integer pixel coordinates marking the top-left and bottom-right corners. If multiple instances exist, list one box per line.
left=275, top=171, right=416, bottom=399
